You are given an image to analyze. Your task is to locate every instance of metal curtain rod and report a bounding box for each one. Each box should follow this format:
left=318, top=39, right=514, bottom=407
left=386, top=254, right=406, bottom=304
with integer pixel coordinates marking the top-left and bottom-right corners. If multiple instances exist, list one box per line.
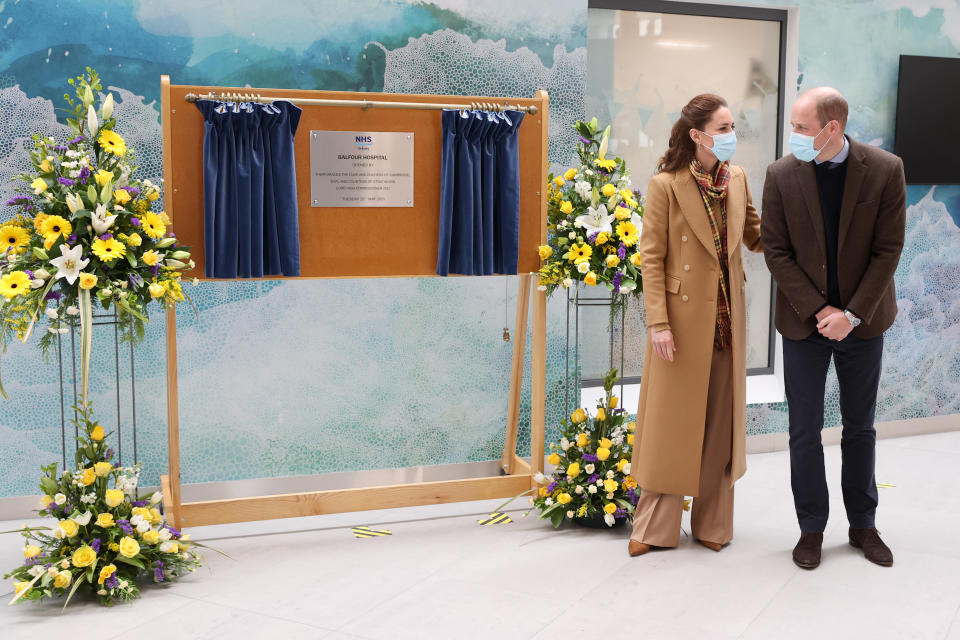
left=183, top=90, right=539, bottom=114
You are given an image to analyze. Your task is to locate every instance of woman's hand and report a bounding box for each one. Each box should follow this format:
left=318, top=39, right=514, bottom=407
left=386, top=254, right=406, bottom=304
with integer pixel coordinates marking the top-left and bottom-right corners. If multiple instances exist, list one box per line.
left=650, top=327, right=676, bottom=362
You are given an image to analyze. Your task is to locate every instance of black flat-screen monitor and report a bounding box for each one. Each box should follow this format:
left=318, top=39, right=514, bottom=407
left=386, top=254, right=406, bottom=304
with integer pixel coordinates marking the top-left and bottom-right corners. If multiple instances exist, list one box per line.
left=895, top=55, right=960, bottom=185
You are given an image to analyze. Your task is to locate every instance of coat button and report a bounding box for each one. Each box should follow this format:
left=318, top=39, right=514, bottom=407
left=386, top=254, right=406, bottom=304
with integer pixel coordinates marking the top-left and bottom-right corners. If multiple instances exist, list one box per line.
left=821, top=264, right=826, bottom=270
left=682, top=295, right=689, bottom=302
left=684, top=265, right=691, bottom=271
left=682, top=235, right=688, bottom=242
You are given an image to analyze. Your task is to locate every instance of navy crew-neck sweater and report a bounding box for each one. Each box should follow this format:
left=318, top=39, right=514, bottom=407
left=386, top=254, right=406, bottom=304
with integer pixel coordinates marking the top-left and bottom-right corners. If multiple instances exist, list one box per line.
left=813, top=159, right=848, bottom=309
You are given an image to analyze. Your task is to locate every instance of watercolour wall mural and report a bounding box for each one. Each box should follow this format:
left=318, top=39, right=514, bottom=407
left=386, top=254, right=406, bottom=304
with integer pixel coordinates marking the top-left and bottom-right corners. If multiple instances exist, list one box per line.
left=1, top=0, right=958, bottom=498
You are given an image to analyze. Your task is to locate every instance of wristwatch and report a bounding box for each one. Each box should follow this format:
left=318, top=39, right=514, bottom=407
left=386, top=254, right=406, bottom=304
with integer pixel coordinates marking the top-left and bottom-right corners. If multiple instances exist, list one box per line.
left=844, top=310, right=861, bottom=328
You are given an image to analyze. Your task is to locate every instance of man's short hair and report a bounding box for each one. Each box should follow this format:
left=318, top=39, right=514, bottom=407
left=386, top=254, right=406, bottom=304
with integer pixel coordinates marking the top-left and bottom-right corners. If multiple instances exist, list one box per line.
left=816, top=92, right=848, bottom=129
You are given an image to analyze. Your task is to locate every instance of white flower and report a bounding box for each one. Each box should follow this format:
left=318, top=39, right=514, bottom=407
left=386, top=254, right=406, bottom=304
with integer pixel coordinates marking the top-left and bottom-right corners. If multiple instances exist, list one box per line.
left=130, top=514, right=144, bottom=526
left=72, top=511, right=92, bottom=526
left=612, top=435, right=624, bottom=446
left=54, top=493, right=66, bottom=505
left=45, top=308, right=58, bottom=320
left=102, top=93, right=114, bottom=120
left=574, top=180, right=592, bottom=200
left=631, top=212, right=644, bottom=236
left=91, top=203, right=117, bottom=235
left=65, top=192, right=84, bottom=214
left=588, top=485, right=597, bottom=494
left=49, top=244, right=90, bottom=286
left=596, top=479, right=604, bottom=486
left=574, top=486, right=584, bottom=494
left=533, top=472, right=547, bottom=484
left=136, top=520, right=151, bottom=533
left=537, top=285, right=547, bottom=292
left=604, top=513, right=615, bottom=526
left=159, top=541, right=177, bottom=553
left=567, top=231, right=577, bottom=240
left=560, top=438, right=570, bottom=451
left=575, top=204, right=614, bottom=236
left=607, top=492, right=614, bottom=499
left=150, top=491, right=163, bottom=504
left=545, top=498, right=554, bottom=506
left=182, top=552, right=190, bottom=560
left=119, top=580, right=128, bottom=589
left=48, top=327, right=58, bottom=335
left=66, top=305, right=79, bottom=316
left=585, top=169, right=594, bottom=176
left=191, top=278, right=200, bottom=286
left=558, top=220, right=568, bottom=228
left=52, top=527, right=64, bottom=539
left=585, top=464, right=595, bottom=474
left=31, top=279, right=44, bottom=288
left=65, top=150, right=81, bottom=158
left=623, top=463, right=631, bottom=475
left=86, top=105, right=99, bottom=134
left=61, top=161, right=78, bottom=169
left=34, top=268, right=50, bottom=280
left=47, top=566, right=59, bottom=577
left=97, top=589, right=107, bottom=596
left=562, top=278, right=574, bottom=288
left=80, top=493, right=96, bottom=504
left=573, top=219, right=583, bottom=228
left=619, top=175, right=632, bottom=189
left=28, top=565, right=44, bottom=577
left=606, top=470, right=615, bottom=479
left=58, top=327, right=69, bottom=334
left=566, top=510, right=575, bottom=519
left=60, top=560, right=70, bottom=569
left=158, top=528, right=172, bottom=541
left=577, top=262, right=590, bottom=274
left=44, top=193, right=54, bottom=202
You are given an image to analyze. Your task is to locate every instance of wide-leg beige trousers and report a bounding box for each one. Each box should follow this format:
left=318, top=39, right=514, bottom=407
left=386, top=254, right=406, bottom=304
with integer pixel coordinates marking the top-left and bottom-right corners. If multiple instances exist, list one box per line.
left=630, top=346, right=735, bottom=547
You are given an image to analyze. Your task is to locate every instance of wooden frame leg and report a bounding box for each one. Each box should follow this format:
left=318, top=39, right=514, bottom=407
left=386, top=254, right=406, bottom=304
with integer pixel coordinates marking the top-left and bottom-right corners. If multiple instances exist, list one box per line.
left=164, top=304, right=182, bottom=529
left=530, top=283, right=547, bottom=482
left=501, top=275, right=532, bottom=474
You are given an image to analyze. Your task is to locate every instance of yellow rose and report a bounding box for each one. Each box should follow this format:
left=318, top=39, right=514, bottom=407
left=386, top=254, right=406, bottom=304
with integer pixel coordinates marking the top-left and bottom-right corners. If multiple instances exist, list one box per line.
left=585, top=271, right=597, bottom=286
left=149, top=508, right=162, bottom=525
left=605, top=255, right=620, bottom=268
left=148, top=282, right=166, bottom=298
left=571, top=408, right=587, bottom=424
left=31, top=177, right=48, bottom=193
left=81, top=467, right=96, bottom=486
left=603, top=502, right=617, bottom=514
left=630, top=253, right=642, bottom=267
left=125, top=232, right=143, bottom=247
left=614, top=206, right=631, bottom=220
left=141, top=529, right=160, bottom=545
left=97, top=564, right=117, bottom=585
left=96, top=512, right=115, bottom=528
left=627, top=434, right=635, bottom=445
left=595, top=232, right=609, bottom=245
left=556, top=492, right=572, bottom=505
left=39, top=159, right=53, bottom=173
left=547, top=453, right=561, bottom=466
left=563, top=168, right=577, bottom=181
left=95, top=169, right=114, bottom=187
left=576, top=433, right=589, bottom=447
left=14, top=581, right=30, bottom=595
left=159, top=541, right=179, bottom=554
left=559, top=200, right=573, bottom=214
left=90, top=424, right=105, bottom=441
left=71, top=546, right=97, bottom=568
left=78, top=273, right=98, bottom=290
left=604, top=478, right=619, bottom=493
left=566, top=462, right=581, bottom=477
left=141, top=249, right=161, bottom=266
left=553, top=176, right=565, bottom=187
left=112, top=189, right=132, bottom=205
left=596, top=447, right=611, bottom=461
left=538, top=487, right=549, bottom=497
left=596, top=409, right=607, bottom=422
left=105, top=489, right=124, bottom=508
left=118, top=536, right=140, bottom=558
left=146, top=188, right=161, bottom=202
left=59, top=519, right=79, bottom=538
left=627, top=421, right=636, bottom=433
left=53, top=571, right=72, bottom=589
left=601, top=183, right=617, bottom=197
left=617, top=458, right=629, bottom=472
left=623, top=476, right=637, bottom=490
left=23, top=545, right=41, bottom=559
left=610, top=396, right=619, bottom=409
left=537, top=245, right=553, bottom=260
left=599, top=437, right=613, bottom=449
left=94, top=462, right=112, bottom=478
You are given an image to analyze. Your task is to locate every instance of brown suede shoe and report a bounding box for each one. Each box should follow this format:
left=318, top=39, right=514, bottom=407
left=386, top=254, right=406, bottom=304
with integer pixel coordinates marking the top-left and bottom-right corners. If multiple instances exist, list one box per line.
left=628, top=540, right=651, bottom=557
left=697, top=539, right=724, bottom=552
left=792, top=532, right=823, bottom=569
left=849, top=528, right=893, bottom=567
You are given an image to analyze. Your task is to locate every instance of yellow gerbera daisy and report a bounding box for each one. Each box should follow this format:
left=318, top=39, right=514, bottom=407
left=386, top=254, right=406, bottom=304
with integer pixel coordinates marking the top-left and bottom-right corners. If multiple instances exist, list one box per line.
left=91, top=237, right=126, bottom=262
left=33, top=213, right=49, bottom=232
left=567, top=243, right=592, bottom=264
left=0, top=271, right=31, bottom=299
left=98, top=129, right=127, bottom=157
left=141, top=212, right=166, bottom=239
left=1, top=225, right=29, bottom=252
left=595, top=156, right=616, bottom=171
left=616, top=221, right=639, bottom=247
left=40, top=215, right=72, bottom=240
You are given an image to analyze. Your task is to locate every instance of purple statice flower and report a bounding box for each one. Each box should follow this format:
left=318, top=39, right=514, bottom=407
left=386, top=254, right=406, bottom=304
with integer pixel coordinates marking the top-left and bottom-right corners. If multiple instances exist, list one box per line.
left=154, top=560, right=165, bottom=582
left=151, top=264, right=161, bottom=278
left=617, top=243, right=626, bottom=260
left=57, top=176, right=75, bottom=187
left=5, top=196, right=32, bottom=206
left=24, top=270, right=34, bottom=279
left=582, top=453, right=598, bottom=462
left=587, top=474, right=600, bottom=484
left=614, top=508, right=627, bottom=519
left=99, top=233, right=113, bottom=241
left=131, top=500, right=149, bottom=507
left=105, top=448, right=114, bottom=461
left=546, top=481, right=557, bottom=494
left=165, top=525, right=182, bottom=539
left=90, top=538, right=101, bottom=553
left=128, top=273, right=144, bottom=289
left=105, top=574, right=119, bottom=590
left=54, top=145, right=68, bottom=152
left=588, top=232, right=598, bottom=244
left=45, top=290, right=62, bottom=302
left=626, top=488, right=639, bottom=506
left=68, top=135, right=86, bottom=145
left=67, top=234, right=77, bottom=244
left=578, top=136, right=591, bottom=146
left=78, top=165, right=91, bottom=184
left=116, top=519, right=134, bottom=535
left=113, top=461, right=121, bottom=468
left=24, top=555, right=41, bottom=566
left=123, top=186, right=140, bottom=198
left=129, top=217, right=141, bottom=227
left=612, top=271, right=623, bottom=294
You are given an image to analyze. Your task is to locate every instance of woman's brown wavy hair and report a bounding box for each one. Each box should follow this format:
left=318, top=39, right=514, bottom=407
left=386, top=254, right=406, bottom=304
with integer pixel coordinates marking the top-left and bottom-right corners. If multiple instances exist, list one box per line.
left=657, top=94, right=728, bottom=174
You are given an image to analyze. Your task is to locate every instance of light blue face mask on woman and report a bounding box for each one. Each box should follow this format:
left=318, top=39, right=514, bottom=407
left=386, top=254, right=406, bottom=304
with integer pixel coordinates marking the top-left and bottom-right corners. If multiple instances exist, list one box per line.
left=790, top=124, right=834, bottom=162
left=699, top=130, right=737, bottom=162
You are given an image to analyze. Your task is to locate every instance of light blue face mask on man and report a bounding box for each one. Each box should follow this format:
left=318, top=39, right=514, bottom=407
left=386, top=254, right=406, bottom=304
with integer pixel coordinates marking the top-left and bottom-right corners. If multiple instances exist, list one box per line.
left=790, top=123, right=834, bottom=162
left=699, top=131, right=738, bottom=162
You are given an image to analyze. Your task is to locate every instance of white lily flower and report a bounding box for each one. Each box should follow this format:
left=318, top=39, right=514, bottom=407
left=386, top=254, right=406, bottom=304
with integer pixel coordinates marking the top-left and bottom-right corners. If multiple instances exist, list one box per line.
left=630, top=212, right=644, bottom=235
left=102, top=93, right=114, bottom=120
left=31, top=279, right=44, bottom=288
left=91, top=203, right=117, bottom=235
left=48, top=327, right=58, bottom=335
left=150, top=491, right=163, bottom=504
left=49, top=244, right=89, bottom=286
left=34, top=268, right=50, bottom=280
left=52, top=527, right=65, bottom=539
left=65, top=192, right=84, bottom=214
left=575, top=204, right=614, bottom=236
left=86, top=105, right=99, bottom=134
left=604, top=513, right=616, bottom=527
left=72, top=511, right=92, bottom=526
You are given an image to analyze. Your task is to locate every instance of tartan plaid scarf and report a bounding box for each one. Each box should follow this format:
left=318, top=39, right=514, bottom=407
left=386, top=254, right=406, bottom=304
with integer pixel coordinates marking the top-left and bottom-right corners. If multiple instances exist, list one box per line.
left=689, top=159, right=732, bottom=350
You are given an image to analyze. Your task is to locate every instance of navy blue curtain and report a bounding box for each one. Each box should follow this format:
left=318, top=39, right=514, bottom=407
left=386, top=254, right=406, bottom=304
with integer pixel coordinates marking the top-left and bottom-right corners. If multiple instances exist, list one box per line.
left=196, top=100, right=302, bottom=278
left=437, top=109, right=524, bottom=276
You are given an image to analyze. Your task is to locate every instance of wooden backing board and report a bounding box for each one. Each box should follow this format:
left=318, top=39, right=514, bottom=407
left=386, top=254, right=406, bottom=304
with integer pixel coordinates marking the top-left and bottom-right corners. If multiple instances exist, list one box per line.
left=160, top=78, right=548, bottom=279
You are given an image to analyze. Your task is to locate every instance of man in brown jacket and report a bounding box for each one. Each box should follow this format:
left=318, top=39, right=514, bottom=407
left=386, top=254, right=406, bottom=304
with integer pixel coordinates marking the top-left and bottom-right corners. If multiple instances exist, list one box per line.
left=761, top=87, right=906, bottom=570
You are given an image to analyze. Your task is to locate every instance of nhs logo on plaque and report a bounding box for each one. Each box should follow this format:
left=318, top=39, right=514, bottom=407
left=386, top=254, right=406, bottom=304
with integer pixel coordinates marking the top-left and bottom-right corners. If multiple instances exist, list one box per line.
left=354, top=135, right=373, bottom=150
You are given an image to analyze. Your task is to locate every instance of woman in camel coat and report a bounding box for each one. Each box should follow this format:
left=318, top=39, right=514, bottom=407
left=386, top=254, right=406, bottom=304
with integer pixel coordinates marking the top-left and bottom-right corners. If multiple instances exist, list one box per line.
left=628, top=94, right=762, bottom=555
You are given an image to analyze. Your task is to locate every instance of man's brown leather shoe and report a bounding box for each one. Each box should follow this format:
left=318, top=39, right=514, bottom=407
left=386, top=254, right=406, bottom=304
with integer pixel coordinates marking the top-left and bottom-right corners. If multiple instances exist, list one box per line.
left=849, top=527, right=893, bottom=566
left=792, top=532, right=823, bottom=569
left=697, top=539, right=724, bottom=552
left=628, top=540, right=651, bottom=557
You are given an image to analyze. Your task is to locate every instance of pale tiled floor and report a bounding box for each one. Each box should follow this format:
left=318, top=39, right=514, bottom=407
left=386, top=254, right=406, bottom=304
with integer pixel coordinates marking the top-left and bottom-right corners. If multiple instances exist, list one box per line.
left=2, top=431, right=959, bottom=640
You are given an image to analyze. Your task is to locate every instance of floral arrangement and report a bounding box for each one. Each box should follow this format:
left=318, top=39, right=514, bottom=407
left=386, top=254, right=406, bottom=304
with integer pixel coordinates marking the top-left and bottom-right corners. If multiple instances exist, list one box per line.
left=536, top=118, right=645, bottom=313
left=508, top=369, right=638, bottom=528
left=3, top=403, right=212, bottom=607
left=0, top=68, right=194, bottom=399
